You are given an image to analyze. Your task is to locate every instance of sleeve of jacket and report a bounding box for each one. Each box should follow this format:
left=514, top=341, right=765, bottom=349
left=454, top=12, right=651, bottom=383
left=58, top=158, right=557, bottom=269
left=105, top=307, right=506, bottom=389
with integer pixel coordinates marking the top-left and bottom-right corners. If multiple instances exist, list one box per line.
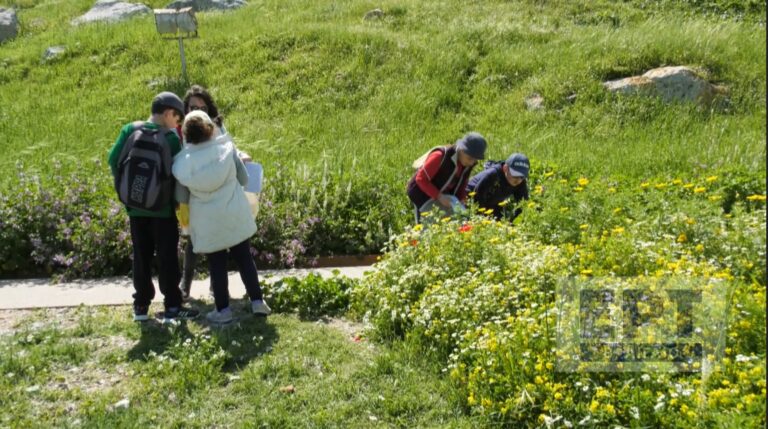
left=234, top=150, right=249, bottom=187
left=414, top=150, right=444, bottom=200
left=107, top=124, right=134, bottom=177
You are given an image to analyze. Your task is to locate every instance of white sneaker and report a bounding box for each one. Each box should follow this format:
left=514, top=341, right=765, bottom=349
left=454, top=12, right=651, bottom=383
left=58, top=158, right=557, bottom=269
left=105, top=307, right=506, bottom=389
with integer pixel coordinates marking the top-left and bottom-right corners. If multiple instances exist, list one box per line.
left=251, top=300, right=272, bottom=316
left=206, top=308, right=233, bottom=324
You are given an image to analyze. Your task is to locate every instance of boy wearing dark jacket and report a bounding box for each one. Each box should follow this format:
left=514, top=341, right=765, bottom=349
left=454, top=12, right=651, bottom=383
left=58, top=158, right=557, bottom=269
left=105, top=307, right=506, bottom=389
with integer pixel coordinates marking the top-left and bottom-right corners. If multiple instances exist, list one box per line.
left=467, top=153, right=530, bottom=222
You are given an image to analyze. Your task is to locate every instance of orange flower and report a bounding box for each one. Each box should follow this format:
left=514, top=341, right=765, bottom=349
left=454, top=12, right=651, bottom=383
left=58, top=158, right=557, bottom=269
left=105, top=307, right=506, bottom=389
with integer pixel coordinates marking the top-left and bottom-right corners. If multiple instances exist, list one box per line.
left=459, top=224, right=473, bottom=233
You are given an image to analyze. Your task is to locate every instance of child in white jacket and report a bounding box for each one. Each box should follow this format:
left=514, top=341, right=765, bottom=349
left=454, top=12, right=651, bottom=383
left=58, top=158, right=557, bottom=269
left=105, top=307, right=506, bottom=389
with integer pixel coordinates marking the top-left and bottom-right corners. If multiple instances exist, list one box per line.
left=173, top=110, right=271, bottom=324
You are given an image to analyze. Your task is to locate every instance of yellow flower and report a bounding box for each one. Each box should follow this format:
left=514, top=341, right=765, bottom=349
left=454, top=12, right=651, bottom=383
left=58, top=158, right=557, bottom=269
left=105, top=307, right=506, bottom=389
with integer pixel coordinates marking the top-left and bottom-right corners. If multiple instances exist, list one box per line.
left=706, top=176, right=718, bottom=183
left=527, top=202, right=536, bottom=208
left=467, top=393, right=476, bottom=406
left=695, top=244, right=705, bottom=253
left=578, top=177, right=590, bottom=186
left=613, top=207, right=622, bottom=215
left=589, top=400, right=600, bottom=413
left=603, top=404, right=615, bottom=415
left=683, top=183, right=694, bottom=189
left=559, top=179, right=568, bottom=184
left=484, top=208, right=494, bottom=215
left=534, top=185, right=544, bottom=194
left=554, top=392, right=563, bottom=400
left=677, top=233, right=687, bottom=243
left=654, top=183, right=668, bottom=190
left=535, top=375, right=545, bottom=384
left=544, top=172, right=555, bottom=178
left=746, top=194, right=767, bottom=202
left=579, top=224, right=589, bottom=230
left=608, top=187, right=616, bottom=193
left=560, top=207, right=569, bottom=212
left=709, top=195, right=722, bottom=201
left=693, top=187, right=706, bottom=194
left=481, top=398, right=492, bottom=408
left=413, top=224, right=423, bottom=232
left=573, top=186, right=584, bottom=192
left=580, top=269, right=593, bottom=276
left=612, top=226, right=625, bottom=234
left=468, top=191, right=477, bottom=197
left=672, top=178, right=683, bottom=185
left=640, top=182, right=650, bottom=189
left=498, top=200, right=509, bottom=207
left=685, top=218, right=696, bottom=225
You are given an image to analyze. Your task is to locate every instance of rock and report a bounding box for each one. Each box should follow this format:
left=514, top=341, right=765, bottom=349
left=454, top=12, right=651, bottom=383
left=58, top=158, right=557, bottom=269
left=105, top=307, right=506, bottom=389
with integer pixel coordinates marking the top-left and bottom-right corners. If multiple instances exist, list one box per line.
left=164, top=0, right=246, bottom=11
left=603, top=66, right=724, bottom=105
left=524, top=93, right=544, bottom=111
left=42, top=46, right=66, bottom=62
left=113, top=398, right=130, bottom=409
left=0, top=8, right=19, bottom=43
left=71, top=0, right=151, bottom=26
left=363, top=8, right=385, bottom=20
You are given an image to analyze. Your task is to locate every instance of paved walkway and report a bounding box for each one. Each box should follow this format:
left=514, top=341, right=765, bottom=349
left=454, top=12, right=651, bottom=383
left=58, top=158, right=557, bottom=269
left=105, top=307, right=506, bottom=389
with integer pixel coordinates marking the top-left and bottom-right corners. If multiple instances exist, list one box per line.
left=0, top=266, right=371, bottom=310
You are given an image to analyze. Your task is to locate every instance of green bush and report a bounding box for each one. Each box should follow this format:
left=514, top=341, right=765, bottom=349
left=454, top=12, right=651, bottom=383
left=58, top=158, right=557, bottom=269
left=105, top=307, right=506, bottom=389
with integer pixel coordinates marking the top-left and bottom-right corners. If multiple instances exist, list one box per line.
left=262, top=273, right=357, bottom=319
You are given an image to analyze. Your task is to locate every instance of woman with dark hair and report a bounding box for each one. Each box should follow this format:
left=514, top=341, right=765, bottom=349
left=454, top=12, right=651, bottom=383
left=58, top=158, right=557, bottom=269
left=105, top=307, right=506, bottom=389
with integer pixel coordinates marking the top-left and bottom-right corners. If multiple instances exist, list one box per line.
left=183, top=85, right=223, bottom=129
left=173, top=110, right=271, bottom=324
left=178, top=85, right=251, bottom=300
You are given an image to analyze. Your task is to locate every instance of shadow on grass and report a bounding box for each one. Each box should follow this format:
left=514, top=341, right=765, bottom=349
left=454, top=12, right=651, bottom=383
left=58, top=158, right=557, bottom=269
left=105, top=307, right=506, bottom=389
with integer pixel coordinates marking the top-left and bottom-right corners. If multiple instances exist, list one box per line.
left=125, top=318, right=194, bottom=361
left=203, top=299, right=279, bottom=373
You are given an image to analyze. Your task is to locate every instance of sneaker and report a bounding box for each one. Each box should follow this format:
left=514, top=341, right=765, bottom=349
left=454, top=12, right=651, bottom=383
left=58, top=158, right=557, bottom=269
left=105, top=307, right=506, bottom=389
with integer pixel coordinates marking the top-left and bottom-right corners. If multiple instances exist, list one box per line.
left=206, top=308, right=234, bottom=324
left=133, top=305, right=149, bottom=322
left=251, top=300, right=272, bottom=316
left=163, top=305, right=200, bottom=320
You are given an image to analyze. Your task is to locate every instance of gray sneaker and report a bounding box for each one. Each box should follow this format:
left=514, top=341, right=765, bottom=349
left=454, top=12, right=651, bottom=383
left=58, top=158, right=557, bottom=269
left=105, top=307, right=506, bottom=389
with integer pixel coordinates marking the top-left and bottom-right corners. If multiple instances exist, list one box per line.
left=251, top=300, right=272, bottom=316
left=206, top=308, right=234, bottom=324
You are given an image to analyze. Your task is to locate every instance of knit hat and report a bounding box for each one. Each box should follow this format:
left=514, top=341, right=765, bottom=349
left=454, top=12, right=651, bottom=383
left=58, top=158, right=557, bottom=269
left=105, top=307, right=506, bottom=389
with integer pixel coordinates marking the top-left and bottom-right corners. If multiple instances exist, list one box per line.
left=505, top=153, right=530, bottom=178
left=151, top=91, right=185, bottom=117
left=456, top=132, right=487, bottom=160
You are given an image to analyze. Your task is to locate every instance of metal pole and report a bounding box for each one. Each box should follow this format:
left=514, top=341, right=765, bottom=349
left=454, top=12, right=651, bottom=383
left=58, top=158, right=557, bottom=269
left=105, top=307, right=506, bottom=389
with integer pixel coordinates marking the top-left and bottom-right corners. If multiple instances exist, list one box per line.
left=178, top=35, right=187, bottom=80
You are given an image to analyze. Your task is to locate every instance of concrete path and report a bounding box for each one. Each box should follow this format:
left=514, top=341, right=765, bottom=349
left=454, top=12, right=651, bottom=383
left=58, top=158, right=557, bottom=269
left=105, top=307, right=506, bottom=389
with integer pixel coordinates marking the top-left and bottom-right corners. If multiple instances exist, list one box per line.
left=0, top=266, right=372, bottom=310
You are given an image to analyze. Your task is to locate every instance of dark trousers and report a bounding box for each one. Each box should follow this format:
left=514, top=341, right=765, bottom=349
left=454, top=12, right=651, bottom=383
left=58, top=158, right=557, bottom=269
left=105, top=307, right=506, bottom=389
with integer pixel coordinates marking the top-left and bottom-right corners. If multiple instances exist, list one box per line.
left=208, top=239, right=263, bottom=311
left=181, top=239, right=198, bottom=293
left=129, top=216, right=182, bottom=309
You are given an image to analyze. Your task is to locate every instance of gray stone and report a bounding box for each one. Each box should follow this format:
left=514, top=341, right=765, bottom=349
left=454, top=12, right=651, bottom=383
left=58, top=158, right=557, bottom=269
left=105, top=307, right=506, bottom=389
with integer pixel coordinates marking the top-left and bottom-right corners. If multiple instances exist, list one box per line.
left=71, top=0, right=151, bottom=26
left=603, top=66, right=724, bottom=105
left=0, top=8, right=19, bottom=43
left=363, top=8, right=385, bottom=20
left=164, top=0, right=246, bottom=12
left=42, top=46, right=66, bottom=62
left=524, top=93, right=544, bottom=111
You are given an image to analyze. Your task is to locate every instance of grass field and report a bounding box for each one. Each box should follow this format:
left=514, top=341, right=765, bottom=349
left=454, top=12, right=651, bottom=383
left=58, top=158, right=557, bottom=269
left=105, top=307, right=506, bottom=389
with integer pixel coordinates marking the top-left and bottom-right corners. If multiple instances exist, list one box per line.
left=0, top=306, right=482, bottom=428
left=0, top=0, right=764, bottom=182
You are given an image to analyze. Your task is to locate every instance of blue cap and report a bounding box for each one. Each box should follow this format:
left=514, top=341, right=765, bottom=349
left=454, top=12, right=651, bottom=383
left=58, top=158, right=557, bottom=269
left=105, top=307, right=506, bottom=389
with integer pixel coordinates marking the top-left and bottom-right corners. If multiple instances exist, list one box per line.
left=505, top=153, right=530, bottom=178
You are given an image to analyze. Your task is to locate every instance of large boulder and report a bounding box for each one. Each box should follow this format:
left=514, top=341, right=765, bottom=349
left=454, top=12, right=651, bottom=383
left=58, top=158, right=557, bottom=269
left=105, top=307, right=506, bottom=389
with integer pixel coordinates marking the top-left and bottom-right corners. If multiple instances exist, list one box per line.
left=0, top=8, right=19, bottom=43
left=71, top=0, right=151, bottom=25
left=164, top=0, right=246, bottom=12
left=604, top=66, right=723, bottom=105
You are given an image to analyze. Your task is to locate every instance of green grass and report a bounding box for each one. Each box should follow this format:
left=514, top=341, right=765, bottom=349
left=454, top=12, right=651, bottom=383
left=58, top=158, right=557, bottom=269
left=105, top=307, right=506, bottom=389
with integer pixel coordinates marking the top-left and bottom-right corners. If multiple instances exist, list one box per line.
left=0, top=0, right=764, bottom=186
left=0, top=306, right=482, bottom=428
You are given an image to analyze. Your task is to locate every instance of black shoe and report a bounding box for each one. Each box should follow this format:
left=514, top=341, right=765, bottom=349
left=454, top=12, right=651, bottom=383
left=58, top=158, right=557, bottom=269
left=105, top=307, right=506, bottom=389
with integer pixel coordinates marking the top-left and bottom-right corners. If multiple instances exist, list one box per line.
left=133, top=304, right=149, bottom=322
left=163, top=305, right=200, bottom=321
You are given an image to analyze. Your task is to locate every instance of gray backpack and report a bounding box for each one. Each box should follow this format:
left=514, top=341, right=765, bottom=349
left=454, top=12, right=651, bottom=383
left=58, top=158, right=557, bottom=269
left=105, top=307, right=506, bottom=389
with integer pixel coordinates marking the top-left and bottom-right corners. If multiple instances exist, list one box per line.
left=114, top=122, right=174, bottom=211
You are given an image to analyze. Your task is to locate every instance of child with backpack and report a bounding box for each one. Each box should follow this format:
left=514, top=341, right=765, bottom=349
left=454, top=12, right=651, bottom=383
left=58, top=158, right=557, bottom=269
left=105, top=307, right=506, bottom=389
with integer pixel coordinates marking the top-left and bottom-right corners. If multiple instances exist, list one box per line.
left=407, top=132, right=487, bottom=223
left=172, top=110, right=271, bottom=325
left=467, top=153, right=530, bottom=222
left=107, top=91, right=200, bottom=322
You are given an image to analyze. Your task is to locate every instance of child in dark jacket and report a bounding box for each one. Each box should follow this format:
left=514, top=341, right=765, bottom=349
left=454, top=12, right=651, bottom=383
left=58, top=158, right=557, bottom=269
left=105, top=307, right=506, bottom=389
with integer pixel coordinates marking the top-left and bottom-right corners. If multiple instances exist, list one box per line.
left=467, top=153, right=530, bottom=222
left=407, top=132, right=487, bottom=223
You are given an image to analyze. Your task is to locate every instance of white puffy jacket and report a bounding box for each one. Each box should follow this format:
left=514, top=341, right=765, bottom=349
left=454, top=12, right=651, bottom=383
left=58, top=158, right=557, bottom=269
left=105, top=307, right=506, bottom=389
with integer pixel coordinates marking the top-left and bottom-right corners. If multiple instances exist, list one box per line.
left=172, top=135, right=256, bottom=254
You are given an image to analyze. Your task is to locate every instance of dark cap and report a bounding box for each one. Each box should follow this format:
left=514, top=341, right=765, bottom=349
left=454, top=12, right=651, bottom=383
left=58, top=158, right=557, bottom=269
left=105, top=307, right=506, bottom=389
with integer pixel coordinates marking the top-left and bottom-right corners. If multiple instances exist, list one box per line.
left=505, top=153, right=530, bottom=178
left=151, top=91, right=185, bottom=116
left=456, top=132, right=487, bottom=160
